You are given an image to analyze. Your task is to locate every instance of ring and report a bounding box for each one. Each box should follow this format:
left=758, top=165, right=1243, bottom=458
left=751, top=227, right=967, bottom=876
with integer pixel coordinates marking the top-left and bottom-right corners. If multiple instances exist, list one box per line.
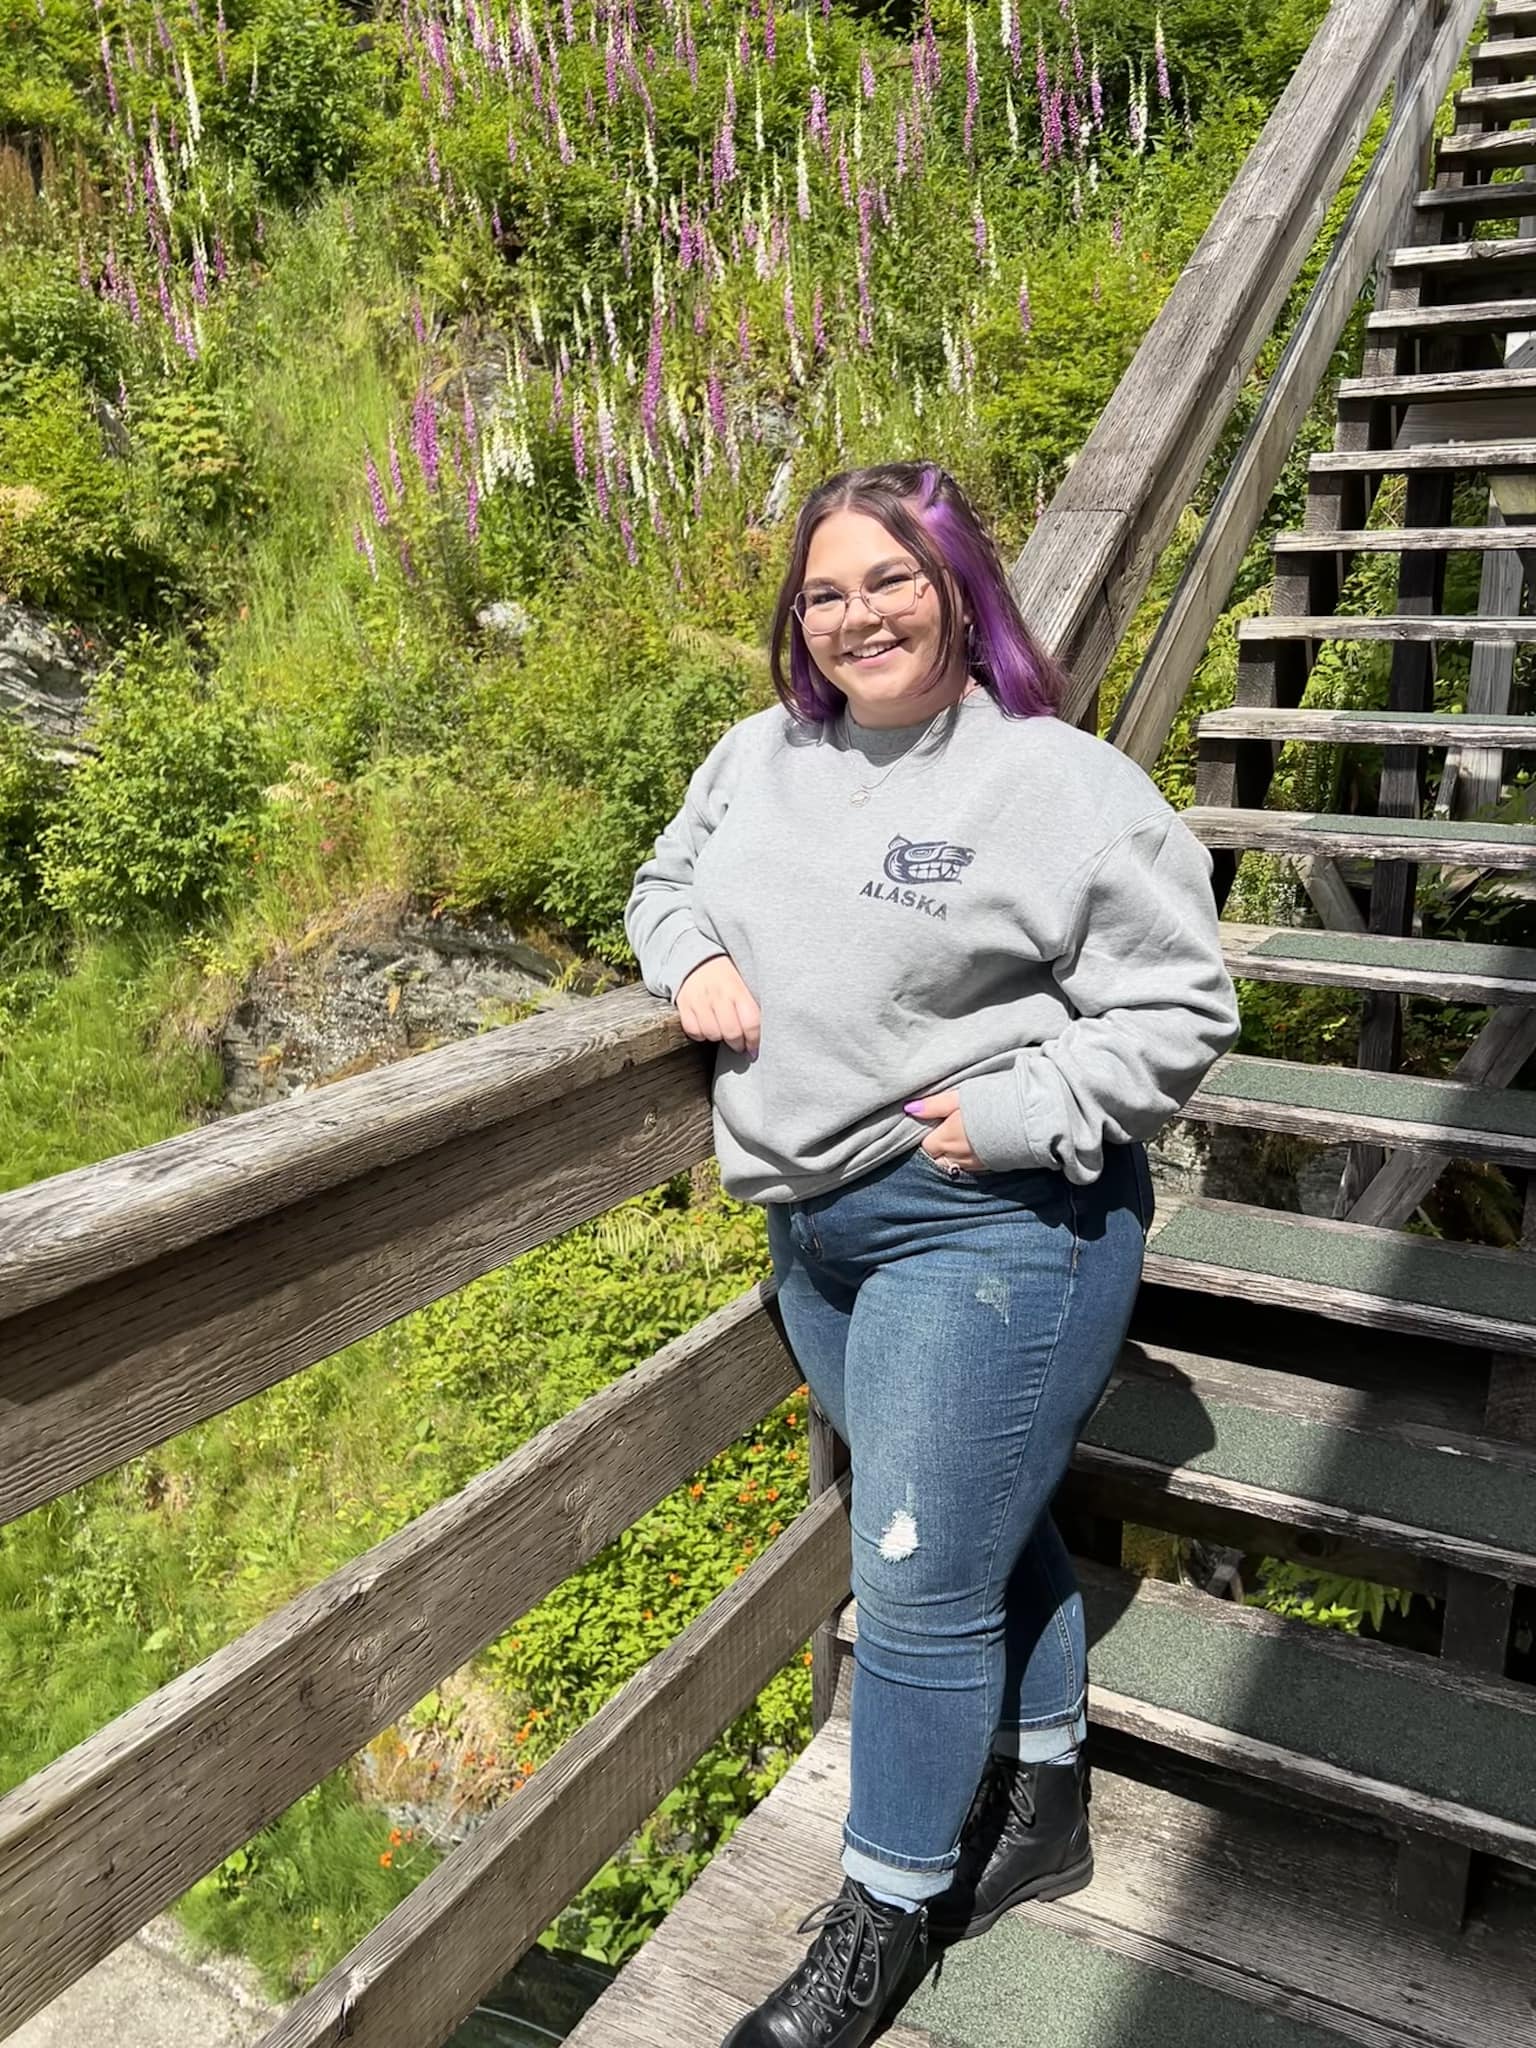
left=944, top=1162, right=963, bottom=1179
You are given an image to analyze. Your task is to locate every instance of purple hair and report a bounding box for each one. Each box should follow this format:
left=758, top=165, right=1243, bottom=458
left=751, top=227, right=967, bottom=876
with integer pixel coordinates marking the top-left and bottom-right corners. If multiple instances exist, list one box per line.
left=767, top=461, right=1067, bottom=724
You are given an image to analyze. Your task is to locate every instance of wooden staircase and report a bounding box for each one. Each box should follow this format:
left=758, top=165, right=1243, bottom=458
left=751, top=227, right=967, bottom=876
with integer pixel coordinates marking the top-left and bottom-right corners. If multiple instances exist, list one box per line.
left=565, top=7, right=1536, bottom=2043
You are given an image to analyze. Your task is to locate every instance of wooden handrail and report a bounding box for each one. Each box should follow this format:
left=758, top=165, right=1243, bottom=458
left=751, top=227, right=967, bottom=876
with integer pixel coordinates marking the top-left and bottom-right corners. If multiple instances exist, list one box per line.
left=0, top=985, right=685, bottom=1319
left=1108, top=0, right=1479, bottom=770
left=259, top=1476, right=853, bottom=2048
left=0, top=1284, right=801, bottom=2039
left=0, top=1003, right=713, bottom=1525
left=1013, top=0, right=1448, bottom=725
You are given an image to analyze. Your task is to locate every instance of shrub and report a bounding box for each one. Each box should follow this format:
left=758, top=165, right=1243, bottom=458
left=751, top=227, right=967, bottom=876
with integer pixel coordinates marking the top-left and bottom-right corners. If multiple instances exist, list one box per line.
left=0, top=723, right=64, bottom=938
left=38, top=640, right=269, bottom=928
left=210, top=0, right=380, bottom=199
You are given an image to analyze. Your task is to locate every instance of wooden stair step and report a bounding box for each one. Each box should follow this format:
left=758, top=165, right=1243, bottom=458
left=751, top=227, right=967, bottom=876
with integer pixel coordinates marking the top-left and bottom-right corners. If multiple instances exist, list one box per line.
left=1337, top=366, right=1536, bottom=404
left=834, top=1564, right=1536, bottom=1866
left=1079, top=1338, right=1536, bottom=1587
left=1470, top=36, right=1536, bottom=79
left=1220, top=920, right=1536, bottom=1004
left=1387, top=235, right=1536, bottom=275
left=1438, top=129, right=1536, bottom=173
left=1454, top=77, right=1536, bottom=115
left=1414, top=181, right=1536, bottom=221
left=1310, top=440, right=1536, bottom=472
left=1184, top=1049, right=1536, bottom=1168
left=1237, top=613, right=1536, bottom=645
left=1273, top=528, right=1536, bottom=554
left=562, top=1715, right=1536, bottom=2048
left=1488, top=0, right=1536, bottom=32
left=1198, top=706, right=1536, bottom=746
left=1368, top=296, right=1536, bottom=334
left=1077, top=1564, right=1536, bottom=1867
left=1184, top=807, right=1536, bottom=869
left=1143, top=1192, right=1536, bottom=1358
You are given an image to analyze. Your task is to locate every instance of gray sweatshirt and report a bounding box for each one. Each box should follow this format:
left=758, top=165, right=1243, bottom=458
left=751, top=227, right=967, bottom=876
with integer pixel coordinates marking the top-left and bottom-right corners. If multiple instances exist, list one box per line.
left=624, top=688, right=1241, bottom=1206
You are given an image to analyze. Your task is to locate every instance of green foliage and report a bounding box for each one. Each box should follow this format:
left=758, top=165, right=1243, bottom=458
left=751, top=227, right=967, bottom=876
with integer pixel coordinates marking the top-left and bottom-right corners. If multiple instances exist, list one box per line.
left=0, top=723, right=64, bottom=937
left=210, top=0, right=381, bottom=199
left=38, top=639, right=270, bottom=928
left=1246, top=1560, right=1420, bottom=1637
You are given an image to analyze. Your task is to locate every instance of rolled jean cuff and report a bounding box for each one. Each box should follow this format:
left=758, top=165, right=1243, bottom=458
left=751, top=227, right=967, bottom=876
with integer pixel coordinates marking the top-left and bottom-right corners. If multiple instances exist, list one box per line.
left=995, top=1700, right=1088, bottom=1763
left=842, top=1825, right=960, bottom=1902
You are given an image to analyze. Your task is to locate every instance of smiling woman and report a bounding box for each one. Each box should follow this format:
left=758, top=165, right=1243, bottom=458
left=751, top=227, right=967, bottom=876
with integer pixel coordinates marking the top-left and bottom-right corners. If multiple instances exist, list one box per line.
left=624, top=456, right=1240, bottom=2048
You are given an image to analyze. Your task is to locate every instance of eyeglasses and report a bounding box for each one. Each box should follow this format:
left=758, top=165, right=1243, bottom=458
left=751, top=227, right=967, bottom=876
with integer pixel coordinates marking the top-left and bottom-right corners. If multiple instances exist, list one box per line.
left=792, top=568, right=927, bottom=637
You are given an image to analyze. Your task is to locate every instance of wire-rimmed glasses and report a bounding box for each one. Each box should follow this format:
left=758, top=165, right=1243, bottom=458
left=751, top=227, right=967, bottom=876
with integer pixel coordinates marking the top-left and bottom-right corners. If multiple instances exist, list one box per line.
left=792, top=568, right=927, bottom=637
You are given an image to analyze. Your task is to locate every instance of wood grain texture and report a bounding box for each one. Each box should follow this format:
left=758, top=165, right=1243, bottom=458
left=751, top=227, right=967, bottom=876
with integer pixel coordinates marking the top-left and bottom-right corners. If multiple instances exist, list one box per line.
left=1272, top=526, right=1536, bottom=551
left=1237, top=614, right=1536, bottom=641
left=1367, top=297, right=1536, bottom=330
left=0, top=984, right=687, bottom=1319
left=1143, top=1192, right=1536, bottom=1357
left=1311, top=439, right=1536, bottom=468
left=1199, top=707, right=1535, bottom=744
left=253, top=1478, right=853, bottom=2048
left=1185, top=807, right=1536, bottom=866
left=1009, top=0, right=1432, bottom=715
left=0, top=1048, right=714, bottom=1526
left=1104, top=0, right=1481, bottom=770
left=1388, top=234, right=1536, bottom=268
left=564, top=1714, right=1536, bottom=2048
left=1218, top=919, right=1536, bottom=1002
left=0, top=1285, right=805, bottom=2039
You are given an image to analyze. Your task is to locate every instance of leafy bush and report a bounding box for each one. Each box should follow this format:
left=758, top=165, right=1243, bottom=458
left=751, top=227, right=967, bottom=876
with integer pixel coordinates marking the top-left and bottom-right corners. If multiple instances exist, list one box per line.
left=0, top=723, right=63, bottom=937
left=38, top=640, right=269, bottom=928
left=210, top=0, right=380, bottom=199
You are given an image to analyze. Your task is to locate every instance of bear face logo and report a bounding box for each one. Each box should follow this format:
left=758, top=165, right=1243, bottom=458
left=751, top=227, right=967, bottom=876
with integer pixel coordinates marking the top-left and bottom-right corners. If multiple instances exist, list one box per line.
left=883, top=833, right=976, bottom=885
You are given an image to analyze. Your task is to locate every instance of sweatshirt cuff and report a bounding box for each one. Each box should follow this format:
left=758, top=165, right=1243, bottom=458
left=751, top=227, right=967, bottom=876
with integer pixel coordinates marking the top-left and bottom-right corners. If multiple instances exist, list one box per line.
left=661, top=924, right=729, bottom=1001
left=954, top=1065, right=1057, bottom=1173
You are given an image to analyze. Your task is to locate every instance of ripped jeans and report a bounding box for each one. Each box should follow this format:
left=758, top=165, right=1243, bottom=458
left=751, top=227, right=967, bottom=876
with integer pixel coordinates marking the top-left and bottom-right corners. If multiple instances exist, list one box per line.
left=765, top=1137, right=1153, bottom=1903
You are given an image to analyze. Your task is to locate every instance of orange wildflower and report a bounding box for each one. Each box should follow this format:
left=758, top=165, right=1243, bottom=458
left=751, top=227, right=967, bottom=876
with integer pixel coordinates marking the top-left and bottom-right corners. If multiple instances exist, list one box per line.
left=690, top=1483, right=705, bottom=1499
left=389, top=1828, right=403, bottom=1847
left=379, top=1851, right=394, bottom=1869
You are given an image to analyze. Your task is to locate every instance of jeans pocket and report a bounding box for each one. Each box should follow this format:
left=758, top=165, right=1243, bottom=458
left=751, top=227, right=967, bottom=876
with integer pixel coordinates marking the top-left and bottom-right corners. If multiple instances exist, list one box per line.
left=911, top=1141, right=974, bottom=1185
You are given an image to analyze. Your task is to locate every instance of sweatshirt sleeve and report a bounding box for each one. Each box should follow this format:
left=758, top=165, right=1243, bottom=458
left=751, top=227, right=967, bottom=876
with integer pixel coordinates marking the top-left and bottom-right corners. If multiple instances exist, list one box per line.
left=952, top=809, right=1241, bottom=1183
left=623, top=740, right=735, bottom=1002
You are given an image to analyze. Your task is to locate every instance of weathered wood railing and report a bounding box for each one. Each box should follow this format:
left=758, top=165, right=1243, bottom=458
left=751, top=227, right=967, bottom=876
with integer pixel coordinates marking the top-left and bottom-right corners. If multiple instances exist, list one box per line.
left=0, top=2, right=1488, bottom=2042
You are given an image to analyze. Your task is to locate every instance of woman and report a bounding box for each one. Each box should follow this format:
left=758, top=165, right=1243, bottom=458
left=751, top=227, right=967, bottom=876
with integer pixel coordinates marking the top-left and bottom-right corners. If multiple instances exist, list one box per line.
left=623, top=461, right=1239, bottom=2048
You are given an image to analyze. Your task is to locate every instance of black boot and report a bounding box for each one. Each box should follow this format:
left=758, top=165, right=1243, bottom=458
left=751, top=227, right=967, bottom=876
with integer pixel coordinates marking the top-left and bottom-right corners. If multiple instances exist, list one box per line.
left=925, top=1750, right=1092, bottom=1943
left=721, top=1875, right=928, bottom=2047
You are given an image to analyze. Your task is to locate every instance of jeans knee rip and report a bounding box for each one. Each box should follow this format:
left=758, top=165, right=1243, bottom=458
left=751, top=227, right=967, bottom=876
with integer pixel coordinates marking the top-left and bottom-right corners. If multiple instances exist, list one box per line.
left=877, top=1508, right=920, bottom=1561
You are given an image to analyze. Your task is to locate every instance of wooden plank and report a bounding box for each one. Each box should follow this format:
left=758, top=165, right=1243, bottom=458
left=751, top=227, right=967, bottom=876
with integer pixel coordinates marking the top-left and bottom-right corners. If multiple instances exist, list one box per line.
left=1183, top=1049, right=1536, bottom=1166
left=1143, top=1192, right=1536, bottom=1357
left=1344, top=1006, right=1536, bottom=1228
left=1185, top=808, right=1536, bottom=866
left=1273, top=527, right=1536, bottom=551
left=1009, top=0, right=1445, bottom=718
left=0, top=1286, right=804, bottom=2039
left=1237, top=613, right=1536, bottom=642
left=1469, top=34, right=1536, bottom=75
left=1310, top=440, right=1536, bottom=469
left=1438, top=129, right=1536, bottom=171
left=1199, top=708, right=1536, bottom=744
left=0, top=1049, right=713, bottom=1527
left=253, top=1477, right=853, bottom=2048
left=566, top=1715, right=1536, bottom=2048
left=1388, top=235, right=1536, bottom=269
left=1219, top=920, right=1536, bottom=1002
left=0, top=984, right=686, bottom=1319
left=1100, top=0, right=1481, bottom=769
left=1338, top=366, right=1536, bottom=401
left=1369, top=296, right=1536, bottom=333
left=1453, top=78, right=1536, bottom=114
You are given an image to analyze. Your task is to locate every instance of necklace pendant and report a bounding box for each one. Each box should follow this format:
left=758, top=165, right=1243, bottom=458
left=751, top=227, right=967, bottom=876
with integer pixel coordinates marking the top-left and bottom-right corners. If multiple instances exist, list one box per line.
left=850, top=788, right=870, bottom=806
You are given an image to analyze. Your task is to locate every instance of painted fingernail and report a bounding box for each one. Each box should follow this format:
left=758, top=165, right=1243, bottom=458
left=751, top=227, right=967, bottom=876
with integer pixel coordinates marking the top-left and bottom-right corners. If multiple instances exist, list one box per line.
left=903, top=1099, right=924, bottom=1115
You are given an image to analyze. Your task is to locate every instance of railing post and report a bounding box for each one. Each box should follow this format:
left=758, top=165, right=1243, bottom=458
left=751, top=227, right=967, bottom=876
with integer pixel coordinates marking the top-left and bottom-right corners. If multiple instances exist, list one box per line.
left=808, top=1397, right=851, bottom=1729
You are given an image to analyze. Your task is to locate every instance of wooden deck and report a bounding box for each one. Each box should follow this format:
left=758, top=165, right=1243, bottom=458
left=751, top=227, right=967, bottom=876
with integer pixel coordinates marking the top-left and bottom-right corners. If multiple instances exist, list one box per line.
left=563, top=1713, right=1536, bottom=2048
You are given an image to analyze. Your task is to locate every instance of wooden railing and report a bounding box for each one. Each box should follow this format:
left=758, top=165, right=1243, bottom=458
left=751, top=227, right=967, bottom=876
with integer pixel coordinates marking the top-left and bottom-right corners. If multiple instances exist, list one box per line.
left=1018, top=0, right=1473, bottom=744
left=0, top=3, right=1483, bottom=2042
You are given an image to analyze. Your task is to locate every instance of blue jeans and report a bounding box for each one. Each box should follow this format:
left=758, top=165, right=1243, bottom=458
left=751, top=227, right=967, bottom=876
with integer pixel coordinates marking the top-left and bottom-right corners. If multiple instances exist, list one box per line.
left=766, top=1138, right=1154, bottom=1903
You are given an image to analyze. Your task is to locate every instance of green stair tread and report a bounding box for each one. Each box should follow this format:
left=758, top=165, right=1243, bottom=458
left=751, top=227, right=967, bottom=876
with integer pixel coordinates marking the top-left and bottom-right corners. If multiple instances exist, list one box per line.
left=904, top=1917, right=1361, bottom=2048
left=1082, top=1583, right=1536, bottom=1830
left=1145, top=1205, right=1536, bottom=1329
left=1245, top=930, right=1536, bottom=980
left=1079, top=1381, right=1536, bottom=1557
left=1201, top=1056, right=1536, bottom=1138
left=1300, top=813, right=1536, bottom=845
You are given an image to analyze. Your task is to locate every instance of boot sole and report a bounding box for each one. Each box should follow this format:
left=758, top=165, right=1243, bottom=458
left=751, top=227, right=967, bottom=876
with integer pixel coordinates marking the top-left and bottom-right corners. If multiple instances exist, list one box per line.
left=927, top=1851, right=1094, bottom=1944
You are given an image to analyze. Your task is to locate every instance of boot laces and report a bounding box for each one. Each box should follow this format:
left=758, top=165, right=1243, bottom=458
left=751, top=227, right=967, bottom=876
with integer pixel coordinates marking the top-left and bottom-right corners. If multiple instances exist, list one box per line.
left=788, top=1887, right=909, bottom=2022
left=978, top=1753, right=1037, bottom=1832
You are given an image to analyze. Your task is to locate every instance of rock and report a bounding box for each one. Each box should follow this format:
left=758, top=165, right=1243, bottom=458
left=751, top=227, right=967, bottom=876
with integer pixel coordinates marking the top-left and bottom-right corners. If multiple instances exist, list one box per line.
left=0, top=603, right=96, bottom=750
left=218, top=902, right=603, bottom=1115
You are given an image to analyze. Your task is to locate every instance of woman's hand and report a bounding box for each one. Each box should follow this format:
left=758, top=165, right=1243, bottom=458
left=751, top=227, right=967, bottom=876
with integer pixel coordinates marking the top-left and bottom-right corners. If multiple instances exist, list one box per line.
left=905, top=1089, right=987, bottom=1172
left=676, top=955, right=761, bottom=1059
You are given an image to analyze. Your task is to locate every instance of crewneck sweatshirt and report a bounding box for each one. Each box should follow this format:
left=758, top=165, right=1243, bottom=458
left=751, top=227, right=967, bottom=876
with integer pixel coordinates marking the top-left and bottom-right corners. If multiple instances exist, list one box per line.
left=623, top=688, right=1241, bottom=1206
